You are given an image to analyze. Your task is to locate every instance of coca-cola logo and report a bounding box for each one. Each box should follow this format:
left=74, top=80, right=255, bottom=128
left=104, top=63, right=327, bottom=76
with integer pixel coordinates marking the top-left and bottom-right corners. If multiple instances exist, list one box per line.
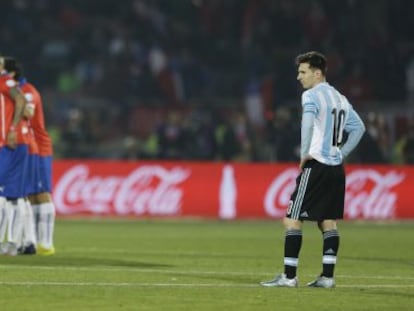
left=344, top=169, right=404, bottom=219
left=264, top=168, right=405, bottom=219
left=53, top=164, right=190, bottom=215
left=264, top=168, right=298, bottom=217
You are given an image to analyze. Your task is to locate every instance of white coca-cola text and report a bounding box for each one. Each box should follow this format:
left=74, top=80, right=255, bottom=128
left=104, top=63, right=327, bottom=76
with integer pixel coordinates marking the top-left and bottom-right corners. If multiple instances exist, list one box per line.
left=344, top=169, right=404, bottom=219
left=54, top=164, right=190, bottom=215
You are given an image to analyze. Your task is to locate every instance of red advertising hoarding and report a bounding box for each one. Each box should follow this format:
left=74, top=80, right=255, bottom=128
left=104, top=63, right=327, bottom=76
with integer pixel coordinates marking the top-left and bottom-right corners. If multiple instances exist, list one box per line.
left=52, top=160, right=414, bottom=220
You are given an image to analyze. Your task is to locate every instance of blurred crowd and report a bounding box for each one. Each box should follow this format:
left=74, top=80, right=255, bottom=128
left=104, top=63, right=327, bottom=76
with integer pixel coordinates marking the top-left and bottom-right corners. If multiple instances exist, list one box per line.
left=2, top=0, right=414, bottom=163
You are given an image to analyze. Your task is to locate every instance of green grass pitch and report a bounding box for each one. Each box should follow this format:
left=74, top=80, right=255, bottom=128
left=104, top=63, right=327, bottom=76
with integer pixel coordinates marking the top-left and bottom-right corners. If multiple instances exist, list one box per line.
left=0, top=218, right=413, bottom=310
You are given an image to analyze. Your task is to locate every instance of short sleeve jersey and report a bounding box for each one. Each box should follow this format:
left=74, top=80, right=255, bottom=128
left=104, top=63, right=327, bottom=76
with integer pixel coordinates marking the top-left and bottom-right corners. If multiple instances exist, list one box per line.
left=0, top=73, right=28, bottom=147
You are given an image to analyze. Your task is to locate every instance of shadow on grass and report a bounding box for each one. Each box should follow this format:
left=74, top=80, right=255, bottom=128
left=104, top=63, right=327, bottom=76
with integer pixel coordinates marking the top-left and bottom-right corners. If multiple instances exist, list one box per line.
left=0, top=255, right=172, bottom=269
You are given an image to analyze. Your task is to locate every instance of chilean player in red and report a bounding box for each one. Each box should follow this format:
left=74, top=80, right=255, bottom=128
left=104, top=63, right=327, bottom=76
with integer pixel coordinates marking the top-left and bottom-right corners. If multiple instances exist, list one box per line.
left=4, top=58, right=56, bottom=256
left=0, top=56, right=29, bottom=256
left=20, top=124, right=39, bottom=254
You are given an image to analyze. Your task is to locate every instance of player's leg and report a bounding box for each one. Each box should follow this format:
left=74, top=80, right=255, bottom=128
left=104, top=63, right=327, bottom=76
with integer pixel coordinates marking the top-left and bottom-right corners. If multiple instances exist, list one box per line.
left=0, top=197, right=9, bottom=254
left=320, top=220, right=339, bottom=278
left=0, top=148, right=11, bottom=254
left=36, top=156, right=55, bottom=255
left=5, top=198, right=26, bottom=256
left=307, top=219, right=338, bottom=288
left=260, top=164, right=316, bottom=287
left=36, top=192, right=55, bottom=255
left=2, top=145, right=29, bottom=255
left=260, top=216, right=303, bottom=287
left=29, top=195, right=40, bottom=241
left=19, top=197, right=37, bottom=254
left=282, top=217, right=303, bottom=278
left=19, top=151, right=38, bottom=255
left=307, top=164, right=345, bottom=288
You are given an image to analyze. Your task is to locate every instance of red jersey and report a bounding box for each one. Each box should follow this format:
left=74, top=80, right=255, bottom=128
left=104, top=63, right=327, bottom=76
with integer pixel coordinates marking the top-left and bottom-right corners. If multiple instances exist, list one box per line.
left=20, top=80, right=53, bottom=156
left=27, top=127, right=39, bottom=155
left=0, top=73, right=28, bottom=147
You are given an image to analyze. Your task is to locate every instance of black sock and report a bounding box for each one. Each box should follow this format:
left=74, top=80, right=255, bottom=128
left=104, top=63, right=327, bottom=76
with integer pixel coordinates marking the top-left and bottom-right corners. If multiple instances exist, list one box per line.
left=322, top=230, right=340, bottom=278
left=284, top=229, right=302, bottom=279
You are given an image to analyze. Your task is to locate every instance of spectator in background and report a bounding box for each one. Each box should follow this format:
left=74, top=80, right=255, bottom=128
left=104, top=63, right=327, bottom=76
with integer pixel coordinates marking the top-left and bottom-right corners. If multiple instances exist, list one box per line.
left=181, top=110, right=217, bottom=160
left=265, top=106, right=300, bottom=162
left=351, top=112, right=393, bottom=163
left=406, top=55, right=414, bottom=105
left=60, top=108, right=93, bottom=158
left=0, top=0, right=411, bottom=161
left=340, top=63, right=374, bottom=109
left=121, top=136, right=141, bottom=161
left=401, top=120, right=414, bottom=164
left=353, top=131, right=386, bottom=163
left=392, top=116, right=414, bottom=164
left=156, top=111, right=187, bottom=159
left=215, top=116, right=240, bottom=162
left=231, top=111, right=257, bottom=162
left=303, top=1, right=332, bottom=46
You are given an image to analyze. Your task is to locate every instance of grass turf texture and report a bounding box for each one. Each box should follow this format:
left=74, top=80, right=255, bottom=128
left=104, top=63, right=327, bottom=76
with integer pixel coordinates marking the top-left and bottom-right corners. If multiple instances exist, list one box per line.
left=0, top=219, right=413, bottom=311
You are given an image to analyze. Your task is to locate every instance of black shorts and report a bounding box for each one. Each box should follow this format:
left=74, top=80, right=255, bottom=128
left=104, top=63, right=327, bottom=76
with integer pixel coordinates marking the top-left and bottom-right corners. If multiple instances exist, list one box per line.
left=286, top=160, right=345, bottom=221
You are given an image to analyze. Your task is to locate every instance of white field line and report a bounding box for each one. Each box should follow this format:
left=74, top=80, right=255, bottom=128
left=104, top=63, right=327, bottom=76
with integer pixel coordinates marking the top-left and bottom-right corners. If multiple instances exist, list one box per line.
left=0, top=265, right=414, bottom=281
left=0, top=281, right=413, bottom=289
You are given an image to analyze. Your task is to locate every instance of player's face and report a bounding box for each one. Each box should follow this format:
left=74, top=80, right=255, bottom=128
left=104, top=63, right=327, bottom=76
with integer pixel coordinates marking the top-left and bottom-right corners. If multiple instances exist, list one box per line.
left=297, top=63, right=319, bottom=89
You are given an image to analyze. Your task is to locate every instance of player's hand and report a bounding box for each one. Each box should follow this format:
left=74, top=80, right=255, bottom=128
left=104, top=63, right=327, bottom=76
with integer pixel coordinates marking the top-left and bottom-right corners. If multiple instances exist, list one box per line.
left=299, top=156, right=313, bottom=170
left=6, top=130, right=17, bottom=149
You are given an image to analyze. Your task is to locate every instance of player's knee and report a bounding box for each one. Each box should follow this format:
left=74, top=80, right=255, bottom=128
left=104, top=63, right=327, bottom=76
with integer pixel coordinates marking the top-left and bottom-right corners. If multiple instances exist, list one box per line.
left=283, top=217, right=302, bottom=230
left=320, top=220, right=337, bottom=231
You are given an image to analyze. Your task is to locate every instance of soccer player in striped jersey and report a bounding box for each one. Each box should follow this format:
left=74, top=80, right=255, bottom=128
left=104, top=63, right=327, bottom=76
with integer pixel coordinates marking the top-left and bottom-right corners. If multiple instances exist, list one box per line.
left=261, top=51, right=365, bottom=288
left=4, top=58, right=56, bottom=256
left=0, top=57, right=29, bottom=256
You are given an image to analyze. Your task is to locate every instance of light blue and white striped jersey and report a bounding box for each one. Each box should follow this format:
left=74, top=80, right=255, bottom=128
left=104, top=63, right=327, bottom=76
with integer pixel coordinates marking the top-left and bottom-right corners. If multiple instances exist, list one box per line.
left=300, top=82, right=365, bottom=165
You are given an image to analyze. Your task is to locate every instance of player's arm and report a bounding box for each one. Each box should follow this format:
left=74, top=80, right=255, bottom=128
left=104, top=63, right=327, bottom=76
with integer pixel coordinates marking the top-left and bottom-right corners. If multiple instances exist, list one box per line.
left=6, top=86, right=28, bottom=148
left=300, top=96, right=317, bottom=169
left=341, top=109, right=365, bottom=158
left=9, top=86, right=26, bottom=125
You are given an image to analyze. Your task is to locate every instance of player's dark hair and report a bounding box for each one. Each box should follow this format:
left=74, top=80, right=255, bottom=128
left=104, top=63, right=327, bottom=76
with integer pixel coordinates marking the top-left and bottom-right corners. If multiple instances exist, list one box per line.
left=295, top=51, right=327, bottom=75
left=3, top=57, right=23, bottom=80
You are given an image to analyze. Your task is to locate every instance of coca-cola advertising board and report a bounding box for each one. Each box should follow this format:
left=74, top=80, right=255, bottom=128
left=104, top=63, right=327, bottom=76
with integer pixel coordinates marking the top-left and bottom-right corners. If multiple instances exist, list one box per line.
left=52, top=160, right=414, bottom=220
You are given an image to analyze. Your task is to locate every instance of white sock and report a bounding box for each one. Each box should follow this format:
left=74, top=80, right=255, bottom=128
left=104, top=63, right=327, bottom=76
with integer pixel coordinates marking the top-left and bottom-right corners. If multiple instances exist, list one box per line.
left=31, top=204, right=40, bottom=241
left=38, top=202, right=55, bottom=249
left=22, top=199, right=37, bottom=247
left=0, top=197, right=8, bottom=243
left=6, top=199, right=25, bottom=245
